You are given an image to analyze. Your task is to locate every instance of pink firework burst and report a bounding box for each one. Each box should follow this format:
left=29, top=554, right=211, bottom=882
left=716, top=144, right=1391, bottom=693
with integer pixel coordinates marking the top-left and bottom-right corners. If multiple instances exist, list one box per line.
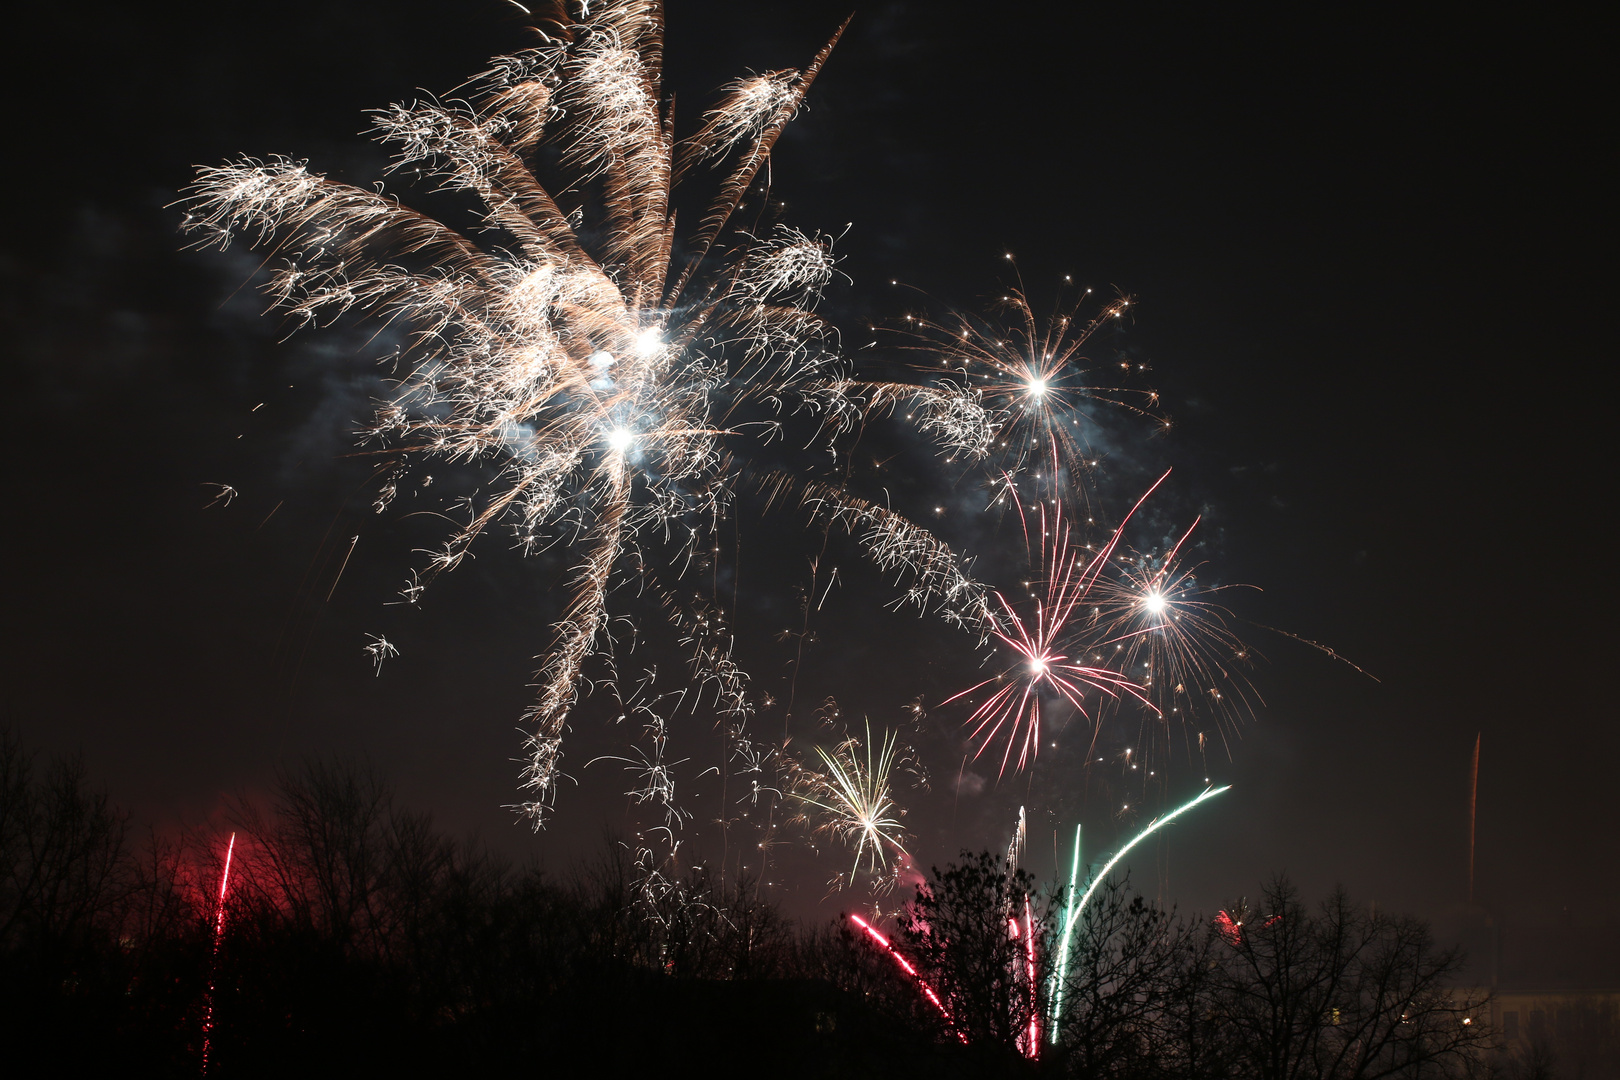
left=946, top=475, right=1169, bottom=775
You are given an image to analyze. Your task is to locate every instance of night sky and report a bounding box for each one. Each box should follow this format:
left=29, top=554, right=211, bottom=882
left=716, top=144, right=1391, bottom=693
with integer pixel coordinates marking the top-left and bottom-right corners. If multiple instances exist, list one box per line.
left=6, top=0, right=1612, bottom=941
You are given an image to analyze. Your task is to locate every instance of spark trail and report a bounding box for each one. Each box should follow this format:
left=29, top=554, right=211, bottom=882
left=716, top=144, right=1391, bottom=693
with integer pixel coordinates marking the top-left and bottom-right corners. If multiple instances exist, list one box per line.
left=1048, top=785, right=1230, bottom=1039
left=848, top=913, right=965, bottom=1042
left=201, top=832, right=235, bottom=1075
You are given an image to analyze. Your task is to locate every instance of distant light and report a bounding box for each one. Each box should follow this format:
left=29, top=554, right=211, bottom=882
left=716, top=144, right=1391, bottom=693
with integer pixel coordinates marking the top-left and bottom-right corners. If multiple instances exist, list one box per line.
left=1030, top=658, right=1048, bottom=677
left=1142, top=590, right=1167, bottom=615
left=606, top=427, right=635, bottom=453
left=1028, top=377, right=1047, bottom=397
left=588, top=350, right=616, bottom=369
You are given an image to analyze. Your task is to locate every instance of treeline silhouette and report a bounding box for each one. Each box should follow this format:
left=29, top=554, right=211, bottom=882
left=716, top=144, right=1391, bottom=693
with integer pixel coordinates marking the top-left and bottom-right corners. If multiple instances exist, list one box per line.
left=2, top=732, right=1501, bottom=1078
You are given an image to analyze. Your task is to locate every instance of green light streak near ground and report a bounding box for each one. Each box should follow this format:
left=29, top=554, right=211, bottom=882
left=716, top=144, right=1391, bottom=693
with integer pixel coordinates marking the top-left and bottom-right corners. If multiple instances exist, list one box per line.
left=1047, top=785, right=1232, bottom=1040
left=1050, top=822, right=1083, bottom=1032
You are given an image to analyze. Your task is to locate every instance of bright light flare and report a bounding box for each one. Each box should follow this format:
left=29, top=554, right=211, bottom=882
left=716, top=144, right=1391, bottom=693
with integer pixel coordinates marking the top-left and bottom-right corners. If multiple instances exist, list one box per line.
left=633, top=327, right=663, bottom=356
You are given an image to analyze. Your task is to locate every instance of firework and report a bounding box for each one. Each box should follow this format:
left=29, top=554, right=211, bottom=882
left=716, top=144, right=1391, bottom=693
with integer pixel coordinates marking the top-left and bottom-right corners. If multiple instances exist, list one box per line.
left=587, top=687, right=692, bottom=842
left=1047, top=785, right=1229, bottom=1039
left=944, top=477, right=1172, bottom=774
left=848, top=913, right=964, bottom=1041
left=1020, top=893, right=1039, bottom=1056
left=887, top=275, right=1162, bottom=484
left=793, top=720, right=908, bottom=887
left=181, top=1, right=991, bottom=826
left=201, top=832, right=235, bottom=1074
left=1212, top=904, right=1279, bottom=946
left=1084, top=515, right=1258, bottom=737
left=362, top=633, right=398, bottom=675
left=202, top=482, right=238, bottom=509
left=1005, top=804, right=1027, bottom=869
left=1052, top=822, right=1082, bottom=1035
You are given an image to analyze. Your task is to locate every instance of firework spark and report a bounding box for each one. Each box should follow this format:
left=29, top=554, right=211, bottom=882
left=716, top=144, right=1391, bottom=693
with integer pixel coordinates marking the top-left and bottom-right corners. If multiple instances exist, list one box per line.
left=362, top=633, right=398, bottom=674
left=1086, top=516, right=1258, bottom=735
left=202, top=482, right=238, bottom=508
left=888, top=276, right=1162, bottom=484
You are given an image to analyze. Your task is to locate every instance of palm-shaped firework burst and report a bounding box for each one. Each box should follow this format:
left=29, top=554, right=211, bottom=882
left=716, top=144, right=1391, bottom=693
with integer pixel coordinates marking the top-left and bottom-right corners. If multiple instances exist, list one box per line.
left=181, top=1, right=998, bottom=826
left=792, top=720, right=909, bottom=888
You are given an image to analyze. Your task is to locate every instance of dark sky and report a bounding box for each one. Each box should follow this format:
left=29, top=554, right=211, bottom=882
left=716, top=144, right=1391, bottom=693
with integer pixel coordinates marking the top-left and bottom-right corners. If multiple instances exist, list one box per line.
left=5, top=1, right=1612, bottom=936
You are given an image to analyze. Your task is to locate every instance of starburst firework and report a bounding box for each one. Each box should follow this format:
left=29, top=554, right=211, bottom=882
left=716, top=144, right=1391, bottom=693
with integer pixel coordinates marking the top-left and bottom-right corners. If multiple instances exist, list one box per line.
left=793, top=720, right=908, bottom=887
left=945, top=479, right=1171, bottom=775
left=888, top=277, right=1163, bottom=486
left=1086, top=517, right=1259, bottom=739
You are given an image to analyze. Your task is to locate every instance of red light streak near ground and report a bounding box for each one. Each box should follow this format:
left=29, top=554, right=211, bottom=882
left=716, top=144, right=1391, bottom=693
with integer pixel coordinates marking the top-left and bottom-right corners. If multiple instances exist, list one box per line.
left=1005, top=900, right=1041, bottom=1057
left=1023, top=895, right=1039, bottom=1056
left=848, top=913, right=967, bottom=1043
left=201, top=832, right=235, bottom=1075
left=215, top=833, right=235, bottom=924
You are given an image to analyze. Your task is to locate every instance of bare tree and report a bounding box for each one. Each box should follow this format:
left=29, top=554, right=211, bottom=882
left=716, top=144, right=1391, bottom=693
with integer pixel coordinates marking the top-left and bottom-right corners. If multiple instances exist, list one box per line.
left=0, top=730, right=131, bottom=954
left=1213, top=879, right=1491, bottom=1080
left=1050, top=875, right=1214, bottom=1080
left=899, top=849, right=1055, bottom=1053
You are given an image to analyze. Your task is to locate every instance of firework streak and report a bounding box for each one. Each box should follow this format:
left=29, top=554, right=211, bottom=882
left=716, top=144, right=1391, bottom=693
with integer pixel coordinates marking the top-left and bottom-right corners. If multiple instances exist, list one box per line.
left=848, top=913, right=967, bottom=1043
left=1053, top=822, right=1083, bottom=1026
left=201, top=832, right=235, bottom=1074
left=1022, top=894, right=1039, bottom=1055
left=1047, top=786, right=1230, bottom=1040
